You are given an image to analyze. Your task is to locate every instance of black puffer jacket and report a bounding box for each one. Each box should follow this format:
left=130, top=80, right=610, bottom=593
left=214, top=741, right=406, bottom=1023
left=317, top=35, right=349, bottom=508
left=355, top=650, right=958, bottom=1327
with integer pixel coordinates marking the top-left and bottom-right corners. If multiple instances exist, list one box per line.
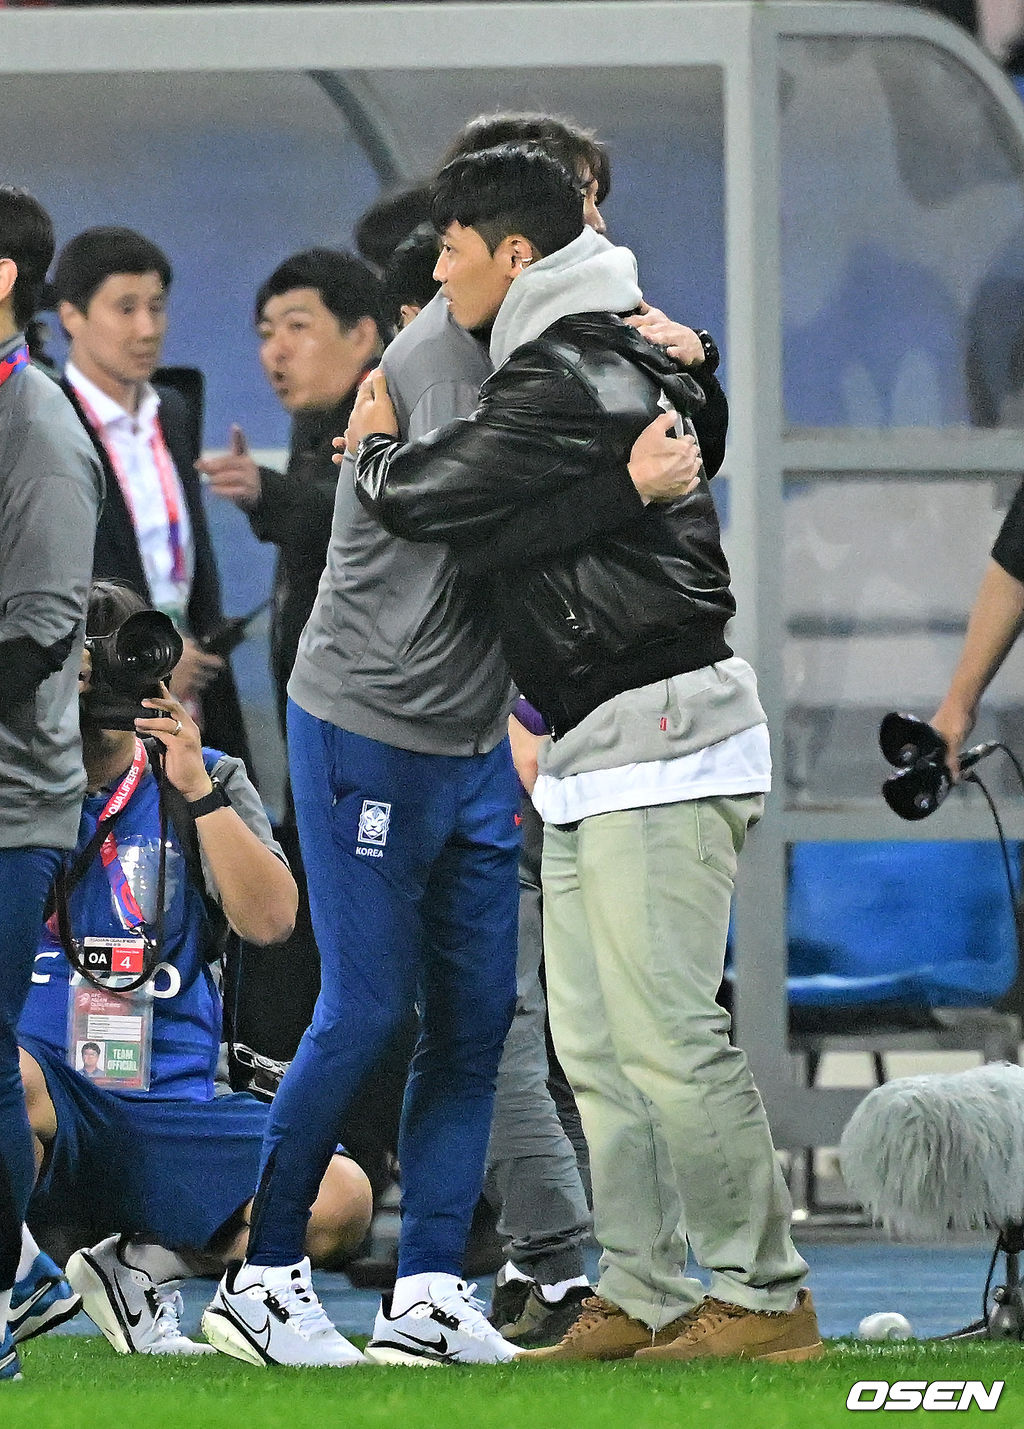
left=355, top=313, right=735, bottom=736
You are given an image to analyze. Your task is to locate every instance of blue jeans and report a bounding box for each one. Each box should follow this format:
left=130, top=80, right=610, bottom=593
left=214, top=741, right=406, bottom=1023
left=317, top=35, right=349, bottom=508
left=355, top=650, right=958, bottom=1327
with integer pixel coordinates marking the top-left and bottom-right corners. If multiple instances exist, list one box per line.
left=247, top=702, right=520, bottom=1276
left=0, top=846, right=61, bottom=1292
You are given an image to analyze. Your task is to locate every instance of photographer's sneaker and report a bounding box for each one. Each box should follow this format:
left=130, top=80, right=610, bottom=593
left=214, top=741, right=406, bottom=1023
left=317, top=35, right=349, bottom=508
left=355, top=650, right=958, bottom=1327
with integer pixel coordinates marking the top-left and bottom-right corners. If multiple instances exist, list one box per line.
left=489, top=1267, right=533, bottom=1336
left=366, top=1276, right=519, bottom=1365
left=0, top=1327, right=22, bottom=1382
left=634, top=1289, right=824, bottom=1363
left=499, top=1283, right=593, bottom=1349
left=202, top=1259, right=365, bottom=1367
left=65, top=1235, right=214, bottom=1356
left=9, top=1251, right=81, bottom=1342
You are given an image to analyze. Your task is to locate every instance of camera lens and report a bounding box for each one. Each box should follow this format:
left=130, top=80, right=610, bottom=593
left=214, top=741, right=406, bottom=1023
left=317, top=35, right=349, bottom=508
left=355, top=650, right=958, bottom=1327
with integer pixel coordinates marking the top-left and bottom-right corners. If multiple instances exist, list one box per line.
left=110, top=612, right=183, bottom=690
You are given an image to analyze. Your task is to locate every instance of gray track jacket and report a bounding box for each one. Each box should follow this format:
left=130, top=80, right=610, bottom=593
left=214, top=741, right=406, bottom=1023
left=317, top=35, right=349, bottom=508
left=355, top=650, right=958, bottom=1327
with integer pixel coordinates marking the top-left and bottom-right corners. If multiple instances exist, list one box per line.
left=288, top=293, right=514, bottom=755
left=0, top=335, right=103, bottom=848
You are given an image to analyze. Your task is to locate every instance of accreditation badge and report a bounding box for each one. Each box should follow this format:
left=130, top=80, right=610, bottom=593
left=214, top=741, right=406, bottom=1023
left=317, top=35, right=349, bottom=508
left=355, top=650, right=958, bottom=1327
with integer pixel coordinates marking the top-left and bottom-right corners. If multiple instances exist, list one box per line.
left=66, top=950, right=153, bottom=1091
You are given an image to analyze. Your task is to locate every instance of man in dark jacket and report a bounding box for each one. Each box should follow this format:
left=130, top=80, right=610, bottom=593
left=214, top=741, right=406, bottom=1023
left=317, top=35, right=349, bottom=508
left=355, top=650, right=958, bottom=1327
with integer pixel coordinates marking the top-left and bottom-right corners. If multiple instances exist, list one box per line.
left=51, top=227, right=251, bottom=767
left=198, top=249, right=385, bottom=732
left=196, top=250, right=390, bottom=1155
left=0, top=187, right=102, bottom=1384
left=346, top=144, right=821, bottom=1366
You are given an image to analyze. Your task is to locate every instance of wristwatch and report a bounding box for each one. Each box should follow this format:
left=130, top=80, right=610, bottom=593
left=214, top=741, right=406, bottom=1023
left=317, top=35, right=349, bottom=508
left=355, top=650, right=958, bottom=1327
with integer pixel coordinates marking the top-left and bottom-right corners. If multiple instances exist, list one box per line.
left=187, top=778, right=231, bottom=819
left=695, top=330, right=720, bottom=375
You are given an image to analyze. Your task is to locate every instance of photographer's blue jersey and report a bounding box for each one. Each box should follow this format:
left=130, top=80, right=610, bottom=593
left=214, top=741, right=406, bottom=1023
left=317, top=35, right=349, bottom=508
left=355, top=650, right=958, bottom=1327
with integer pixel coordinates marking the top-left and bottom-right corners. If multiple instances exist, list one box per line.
left=18, top=748, right=283, bottom=1101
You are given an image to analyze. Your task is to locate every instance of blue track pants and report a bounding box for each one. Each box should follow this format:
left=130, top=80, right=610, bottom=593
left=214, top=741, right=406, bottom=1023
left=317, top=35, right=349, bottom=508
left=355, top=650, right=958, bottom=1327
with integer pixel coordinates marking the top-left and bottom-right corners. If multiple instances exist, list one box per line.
left=0, top=846, right=61, bottom=1293
left=247, top=702, right=520, bottom=1276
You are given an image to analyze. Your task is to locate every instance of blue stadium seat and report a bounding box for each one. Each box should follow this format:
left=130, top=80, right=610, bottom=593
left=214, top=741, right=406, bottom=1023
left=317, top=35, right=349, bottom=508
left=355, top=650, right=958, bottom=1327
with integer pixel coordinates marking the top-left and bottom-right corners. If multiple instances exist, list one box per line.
left=787, top=841, right=1019, bottom=1010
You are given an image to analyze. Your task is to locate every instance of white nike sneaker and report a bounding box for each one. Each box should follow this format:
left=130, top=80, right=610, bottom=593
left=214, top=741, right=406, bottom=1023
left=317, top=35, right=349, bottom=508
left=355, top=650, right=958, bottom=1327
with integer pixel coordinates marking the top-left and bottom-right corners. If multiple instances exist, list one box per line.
left=365, top=1276, right=520, bottom=1366
left=64, top=1236, right=214, bottom=1356
left=201, top=1258, right=365, bottom=1367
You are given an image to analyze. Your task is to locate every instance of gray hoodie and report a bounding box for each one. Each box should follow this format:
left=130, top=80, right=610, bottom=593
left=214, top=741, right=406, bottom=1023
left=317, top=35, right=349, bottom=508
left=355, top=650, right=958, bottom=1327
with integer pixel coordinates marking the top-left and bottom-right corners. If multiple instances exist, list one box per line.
left=490, top=226, right=642, bottom=367
left=0, top=335, right=104, bottom=849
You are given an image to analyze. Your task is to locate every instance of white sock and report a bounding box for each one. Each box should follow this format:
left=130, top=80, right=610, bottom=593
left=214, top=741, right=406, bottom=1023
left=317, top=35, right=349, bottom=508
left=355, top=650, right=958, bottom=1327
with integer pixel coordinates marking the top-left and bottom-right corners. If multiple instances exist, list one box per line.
left=0, top=1288, right=11, bottom=1333
left=16, top=1226, right=41, bottom=1282
left=538, top=1274, right=590, bottom=1304
left=235, top=1258, right=310, bottom=1292
left=120, top=1239, right=193, bottom=1284
left=496, top=1260, right=534, bottom=1288
left=391, top=1271, right=460, bottom=1317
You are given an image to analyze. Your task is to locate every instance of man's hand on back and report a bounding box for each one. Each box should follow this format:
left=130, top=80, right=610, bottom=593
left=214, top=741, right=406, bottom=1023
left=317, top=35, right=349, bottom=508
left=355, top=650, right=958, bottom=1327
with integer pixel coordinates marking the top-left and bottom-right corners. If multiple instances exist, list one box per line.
left=625, top=305, right=705, bottom=367
left=628, top=412, right=702, bottom=504
left=344, top=369, right=398, bottom=455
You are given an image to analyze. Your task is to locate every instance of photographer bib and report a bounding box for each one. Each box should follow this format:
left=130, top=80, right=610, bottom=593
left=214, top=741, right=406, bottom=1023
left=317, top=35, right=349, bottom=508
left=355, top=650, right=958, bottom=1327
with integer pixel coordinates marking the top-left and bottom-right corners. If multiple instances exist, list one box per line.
left=22, top=745, right=231, bottom=1100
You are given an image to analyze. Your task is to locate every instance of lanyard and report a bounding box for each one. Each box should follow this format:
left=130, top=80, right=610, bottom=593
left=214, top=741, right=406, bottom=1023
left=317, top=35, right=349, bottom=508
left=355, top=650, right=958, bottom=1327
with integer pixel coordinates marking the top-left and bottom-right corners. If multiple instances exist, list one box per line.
left=95, top=737, right=150, bottom=932
left=74, top=384, right=189, bottom=593
left=50, top=738, right=170, bottom=994
left=0, top=344, right=29, bottom=387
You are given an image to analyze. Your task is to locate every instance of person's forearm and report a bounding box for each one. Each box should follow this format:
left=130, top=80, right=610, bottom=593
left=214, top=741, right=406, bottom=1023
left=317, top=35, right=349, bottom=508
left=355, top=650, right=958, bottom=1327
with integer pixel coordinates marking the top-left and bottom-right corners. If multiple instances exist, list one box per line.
left=933, top=559, right=1024, bottom=759
left=0, top=630, right=78, bottom=715
left=195, top=808, right=298, bottom=944
left=691, top=373, right=728, bottom=478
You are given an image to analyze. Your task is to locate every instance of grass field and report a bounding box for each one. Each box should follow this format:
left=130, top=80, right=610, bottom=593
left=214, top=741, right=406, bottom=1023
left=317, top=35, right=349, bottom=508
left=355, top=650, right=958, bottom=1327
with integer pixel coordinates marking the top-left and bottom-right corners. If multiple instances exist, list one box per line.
left=3, top=1338, right=1020, bottom=1429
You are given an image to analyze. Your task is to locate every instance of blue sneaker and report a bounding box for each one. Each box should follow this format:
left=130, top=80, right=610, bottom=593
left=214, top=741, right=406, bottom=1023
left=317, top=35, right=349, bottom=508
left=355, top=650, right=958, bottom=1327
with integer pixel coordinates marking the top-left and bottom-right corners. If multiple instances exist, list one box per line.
left=9, top=1252, right=82, bottom=1343
left=0, top=1326, right=22, bottom=1382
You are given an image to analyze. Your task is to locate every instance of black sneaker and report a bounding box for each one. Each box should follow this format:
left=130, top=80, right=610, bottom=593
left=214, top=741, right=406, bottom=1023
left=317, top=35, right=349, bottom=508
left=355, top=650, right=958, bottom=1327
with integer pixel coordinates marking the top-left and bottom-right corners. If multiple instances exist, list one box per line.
left=488, top=1274, right=534, bottom=1335
left=502, top=1284, right=593, bottom=1348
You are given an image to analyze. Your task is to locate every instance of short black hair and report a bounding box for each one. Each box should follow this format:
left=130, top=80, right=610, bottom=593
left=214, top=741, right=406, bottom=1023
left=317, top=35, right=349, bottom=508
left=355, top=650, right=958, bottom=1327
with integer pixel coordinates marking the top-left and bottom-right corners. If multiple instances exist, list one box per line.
left=51, top=228, right=172, bottom=314
left=255, top=247, right=385, bottom=335
left=0, top=187, right=56, bottom=329
left=432, top=144, right=584, bottom=260
left=442, top=112, right=610, bottom=205
left=382, top=225, right=440, bottom=327
left=81, top=1042, right=101, bottom=1056
left=87, top=579, right=149, bottom=639
left=354, top=184, right=433, bottom=270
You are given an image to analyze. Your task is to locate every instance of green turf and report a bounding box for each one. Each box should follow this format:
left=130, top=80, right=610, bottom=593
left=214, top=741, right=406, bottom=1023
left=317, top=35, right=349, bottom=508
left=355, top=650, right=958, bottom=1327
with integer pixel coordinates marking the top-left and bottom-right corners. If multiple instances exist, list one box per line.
left=2, top=1338, right=1021, bottom=1429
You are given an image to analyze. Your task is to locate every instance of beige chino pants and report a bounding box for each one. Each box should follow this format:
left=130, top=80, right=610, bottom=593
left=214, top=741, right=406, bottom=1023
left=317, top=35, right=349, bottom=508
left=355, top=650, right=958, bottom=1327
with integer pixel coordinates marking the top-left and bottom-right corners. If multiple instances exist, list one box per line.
left=542, top=795, right=807, bottom=1329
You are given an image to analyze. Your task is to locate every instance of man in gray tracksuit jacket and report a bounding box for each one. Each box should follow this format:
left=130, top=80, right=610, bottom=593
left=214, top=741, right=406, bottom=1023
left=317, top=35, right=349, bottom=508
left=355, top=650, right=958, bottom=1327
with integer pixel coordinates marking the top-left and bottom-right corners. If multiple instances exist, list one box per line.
left=0, top=185, right=102, bottom=1383
left=294, top=290, right=596, bottom=1328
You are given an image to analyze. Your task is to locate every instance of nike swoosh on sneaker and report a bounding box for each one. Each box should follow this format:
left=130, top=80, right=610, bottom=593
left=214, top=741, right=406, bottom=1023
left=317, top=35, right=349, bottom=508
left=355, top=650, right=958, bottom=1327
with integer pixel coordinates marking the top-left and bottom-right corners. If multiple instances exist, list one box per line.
left=396, top=1329, right=449, bottom=1355
left=223, top=1300, right=274, bottom=1351
left=9, top=1281, right=54, bottom=1325
left=93, top=1256, right=143, bottom=1329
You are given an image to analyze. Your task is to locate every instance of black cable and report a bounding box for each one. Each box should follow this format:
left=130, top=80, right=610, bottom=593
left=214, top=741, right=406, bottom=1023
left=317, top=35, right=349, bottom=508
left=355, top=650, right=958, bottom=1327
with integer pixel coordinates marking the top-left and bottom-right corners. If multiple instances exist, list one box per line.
left=957, top=752, right=1024, bottom=1339
left=993, top=740, right=1024, bottom=800
left=982, top=1235, right=1001, bottom=1330
left=962, top=768, right=1017, bottom=903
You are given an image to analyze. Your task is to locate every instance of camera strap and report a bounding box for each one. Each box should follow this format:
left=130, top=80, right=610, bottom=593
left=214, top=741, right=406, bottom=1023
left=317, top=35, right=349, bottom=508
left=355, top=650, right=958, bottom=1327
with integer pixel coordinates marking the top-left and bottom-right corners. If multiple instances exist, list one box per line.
left=50, top=737, right=168, bottom=993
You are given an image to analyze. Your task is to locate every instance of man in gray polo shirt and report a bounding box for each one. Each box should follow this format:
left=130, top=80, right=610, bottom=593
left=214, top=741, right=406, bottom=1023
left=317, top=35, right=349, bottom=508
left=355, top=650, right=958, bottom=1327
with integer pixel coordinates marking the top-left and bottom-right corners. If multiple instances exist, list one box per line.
left=0, top=186, right=103, bottom=1383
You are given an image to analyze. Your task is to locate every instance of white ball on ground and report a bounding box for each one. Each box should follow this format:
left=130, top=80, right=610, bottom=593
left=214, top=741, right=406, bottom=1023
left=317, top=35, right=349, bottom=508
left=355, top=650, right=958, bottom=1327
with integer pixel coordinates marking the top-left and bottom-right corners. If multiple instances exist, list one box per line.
left=858, top=1312, right=914, bottom=1341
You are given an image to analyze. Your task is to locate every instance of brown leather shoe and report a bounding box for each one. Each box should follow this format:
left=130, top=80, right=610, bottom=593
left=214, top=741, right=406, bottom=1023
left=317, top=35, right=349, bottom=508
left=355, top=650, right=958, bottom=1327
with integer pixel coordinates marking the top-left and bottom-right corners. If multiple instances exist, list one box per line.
left=634, top=1289, right=824, bottom=1363
left=517, top=1294, right=691, bottom=1362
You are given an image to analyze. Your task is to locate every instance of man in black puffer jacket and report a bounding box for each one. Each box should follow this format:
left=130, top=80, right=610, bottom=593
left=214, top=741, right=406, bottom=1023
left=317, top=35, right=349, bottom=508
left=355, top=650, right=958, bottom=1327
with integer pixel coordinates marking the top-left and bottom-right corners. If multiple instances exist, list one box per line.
left=347, top=143, right=821, bottom=1366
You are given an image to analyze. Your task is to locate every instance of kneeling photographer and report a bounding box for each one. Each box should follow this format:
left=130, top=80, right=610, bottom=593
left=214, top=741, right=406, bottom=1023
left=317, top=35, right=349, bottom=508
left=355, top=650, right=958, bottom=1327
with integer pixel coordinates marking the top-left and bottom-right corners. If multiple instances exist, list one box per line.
left=11, top=580, right=371, bottom=1357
